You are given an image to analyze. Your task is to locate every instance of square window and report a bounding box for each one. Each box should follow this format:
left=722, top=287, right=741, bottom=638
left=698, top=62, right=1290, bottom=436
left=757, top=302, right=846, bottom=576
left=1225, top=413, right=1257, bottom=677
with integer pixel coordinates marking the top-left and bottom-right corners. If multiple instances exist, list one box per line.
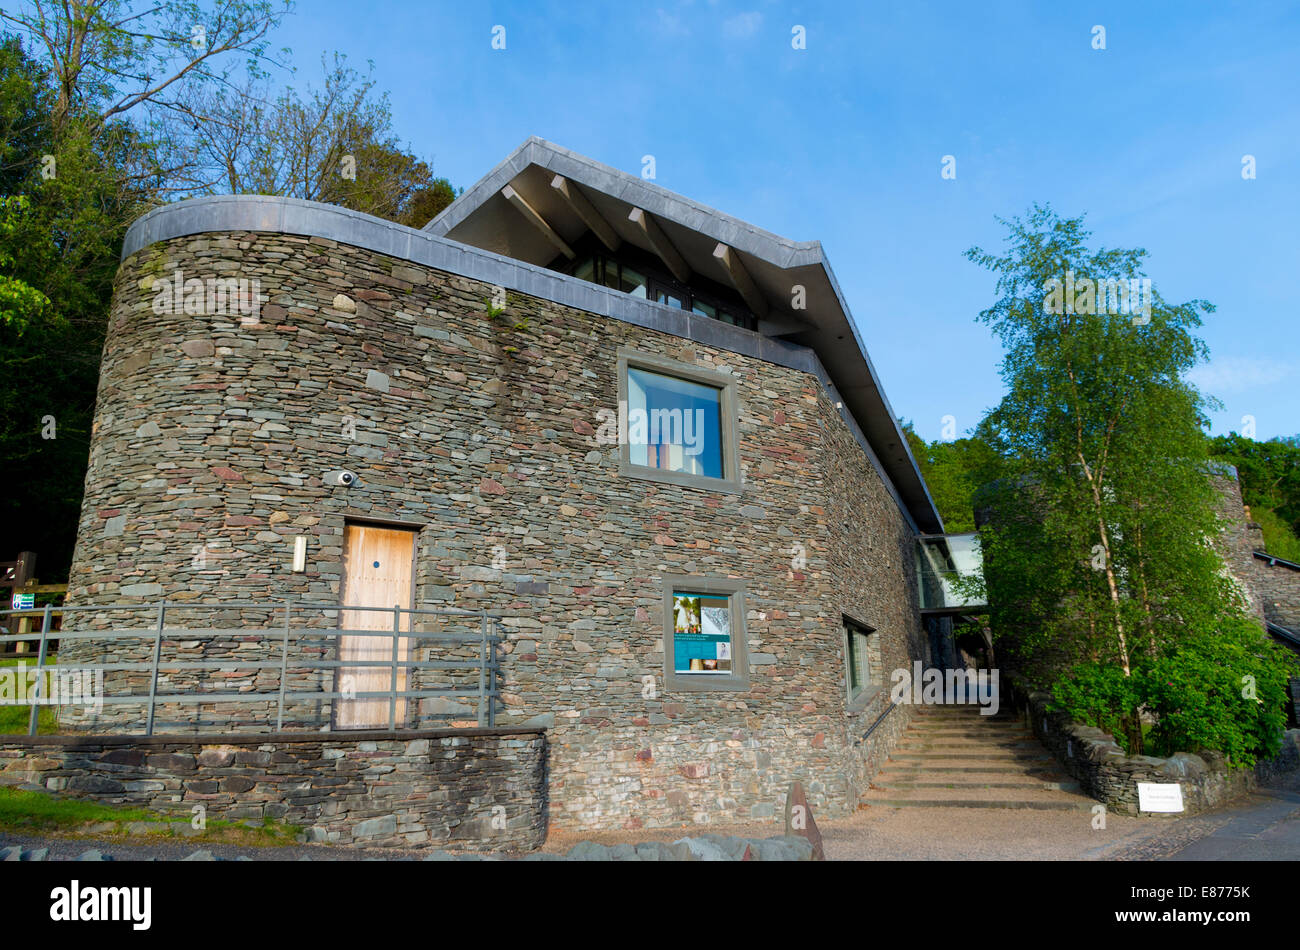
left=654, top=288, right=686, bottom=309
left=663, top=576, right=749, bottom=691
left=627, top=366, right=724, bottom=479
left=617, top=348, right=741, bottom=493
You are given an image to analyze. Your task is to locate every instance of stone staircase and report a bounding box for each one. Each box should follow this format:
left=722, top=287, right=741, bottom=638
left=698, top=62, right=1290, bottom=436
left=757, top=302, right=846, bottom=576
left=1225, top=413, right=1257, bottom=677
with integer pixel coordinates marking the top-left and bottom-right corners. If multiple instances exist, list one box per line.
left=860, top=705, right=1095, bottom=811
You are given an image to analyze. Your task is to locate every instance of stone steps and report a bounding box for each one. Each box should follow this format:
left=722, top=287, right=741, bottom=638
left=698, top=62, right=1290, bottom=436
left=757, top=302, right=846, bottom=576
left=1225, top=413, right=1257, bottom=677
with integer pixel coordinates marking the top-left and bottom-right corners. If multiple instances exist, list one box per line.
left=860, top=701, right=1095, bottom=812
left=865, top=783, right=1085, bottom=803
left=878, top=764, right=1062, bottom=777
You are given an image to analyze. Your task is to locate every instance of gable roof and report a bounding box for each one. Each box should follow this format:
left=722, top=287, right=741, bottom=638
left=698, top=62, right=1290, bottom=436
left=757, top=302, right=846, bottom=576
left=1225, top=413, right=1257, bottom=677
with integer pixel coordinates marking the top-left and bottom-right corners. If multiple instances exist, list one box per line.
left=427, top=137, right=943, bottom=533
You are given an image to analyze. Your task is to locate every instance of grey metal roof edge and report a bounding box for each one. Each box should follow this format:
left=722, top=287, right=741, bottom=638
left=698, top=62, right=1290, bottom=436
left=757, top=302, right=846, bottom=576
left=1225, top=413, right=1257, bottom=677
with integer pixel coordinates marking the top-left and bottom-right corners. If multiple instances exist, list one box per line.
left=119, top=193, right=927, bottom=533
left=424, top=137, right=823, bottom=262
left=1266, top=621, right=1300, bottom=648
left=423, top=137, right=544, bottom=235
left=1254, top=550, right=1300, bottom=573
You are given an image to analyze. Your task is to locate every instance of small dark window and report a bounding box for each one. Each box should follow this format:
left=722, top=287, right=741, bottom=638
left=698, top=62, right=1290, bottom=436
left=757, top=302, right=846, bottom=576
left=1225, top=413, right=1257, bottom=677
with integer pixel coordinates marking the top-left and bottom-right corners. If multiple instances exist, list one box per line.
left=845, top=617, right=879, bottom=704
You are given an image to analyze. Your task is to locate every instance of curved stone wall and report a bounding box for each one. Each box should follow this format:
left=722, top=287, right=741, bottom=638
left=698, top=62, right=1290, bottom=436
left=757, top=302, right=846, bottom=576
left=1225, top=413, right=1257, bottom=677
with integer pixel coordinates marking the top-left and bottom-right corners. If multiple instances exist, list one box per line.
left=64, top=211, right=927, bottom=829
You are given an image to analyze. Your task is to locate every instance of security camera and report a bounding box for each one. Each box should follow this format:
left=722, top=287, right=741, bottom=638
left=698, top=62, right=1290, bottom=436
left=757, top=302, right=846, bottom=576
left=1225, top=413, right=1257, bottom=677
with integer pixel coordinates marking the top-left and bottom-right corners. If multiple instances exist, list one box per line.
left=325, top=469, right=358, bottom=487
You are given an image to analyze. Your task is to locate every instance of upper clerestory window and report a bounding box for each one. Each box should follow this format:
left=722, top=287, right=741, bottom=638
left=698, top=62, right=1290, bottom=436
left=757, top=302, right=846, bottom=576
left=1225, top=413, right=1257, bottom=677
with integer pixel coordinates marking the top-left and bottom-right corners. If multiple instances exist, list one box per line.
left=570, top=252, right=756, bottom=331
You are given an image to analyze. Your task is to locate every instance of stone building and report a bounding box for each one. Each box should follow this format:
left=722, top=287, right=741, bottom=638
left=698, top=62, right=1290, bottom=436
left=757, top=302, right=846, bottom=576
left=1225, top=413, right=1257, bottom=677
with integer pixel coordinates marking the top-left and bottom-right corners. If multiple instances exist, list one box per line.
left=1214, top=467, right=1300, bottom=725
left=63, top=138, right=951, bottom=830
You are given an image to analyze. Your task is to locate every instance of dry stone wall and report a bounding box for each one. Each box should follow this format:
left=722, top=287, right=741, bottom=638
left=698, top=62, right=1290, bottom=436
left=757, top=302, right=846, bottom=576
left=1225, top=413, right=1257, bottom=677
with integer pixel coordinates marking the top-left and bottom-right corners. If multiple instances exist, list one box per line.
left=0, top=728, right=547, bottom=850
left=1013, top=685, right=1300, bottom=816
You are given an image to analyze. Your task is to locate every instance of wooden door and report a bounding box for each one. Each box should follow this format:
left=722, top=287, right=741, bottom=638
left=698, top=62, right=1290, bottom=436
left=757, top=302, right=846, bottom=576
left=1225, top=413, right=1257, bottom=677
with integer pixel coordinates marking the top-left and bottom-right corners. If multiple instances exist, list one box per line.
left=336, top=523, right=416, bottom=729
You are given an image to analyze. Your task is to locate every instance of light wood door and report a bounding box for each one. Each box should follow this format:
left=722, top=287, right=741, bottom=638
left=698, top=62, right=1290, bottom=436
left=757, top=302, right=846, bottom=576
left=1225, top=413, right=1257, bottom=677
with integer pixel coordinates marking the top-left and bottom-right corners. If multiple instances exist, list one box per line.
left=336, top=523, right=416, bottom=729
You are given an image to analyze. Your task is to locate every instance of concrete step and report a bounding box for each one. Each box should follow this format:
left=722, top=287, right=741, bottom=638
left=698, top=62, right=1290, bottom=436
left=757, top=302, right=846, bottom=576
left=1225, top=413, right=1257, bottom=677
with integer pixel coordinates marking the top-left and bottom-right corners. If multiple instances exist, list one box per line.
left=877, top=765, right=1065, bottom=777
left=909, top=727, right=1029, bottom=738
left=903, top=738, right=1036, bottom=747
left=859, top=798, right=1094, bottom=812
left=890, top=751, right=1054, bottom=762
left=908, top=714, right=1021, bottom=723
left=862, top=783, right=1085, bottom=802
left=903, top=730, right=1035, bottom=740
left=871, top=780, right=1083, bottom=793
left=909, top=712, right=1019, bottom=722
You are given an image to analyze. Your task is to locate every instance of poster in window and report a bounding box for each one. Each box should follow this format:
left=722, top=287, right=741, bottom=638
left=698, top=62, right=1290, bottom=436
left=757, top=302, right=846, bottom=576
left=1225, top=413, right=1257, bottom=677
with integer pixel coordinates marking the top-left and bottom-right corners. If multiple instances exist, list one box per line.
left=673, top=592, right=732, bottom=674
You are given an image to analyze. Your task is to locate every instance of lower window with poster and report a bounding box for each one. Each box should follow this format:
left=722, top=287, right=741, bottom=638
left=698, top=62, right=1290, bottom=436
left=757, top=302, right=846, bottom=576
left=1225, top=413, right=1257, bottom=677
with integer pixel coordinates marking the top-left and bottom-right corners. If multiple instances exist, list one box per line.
left=662, top=574, right=750, bottom=692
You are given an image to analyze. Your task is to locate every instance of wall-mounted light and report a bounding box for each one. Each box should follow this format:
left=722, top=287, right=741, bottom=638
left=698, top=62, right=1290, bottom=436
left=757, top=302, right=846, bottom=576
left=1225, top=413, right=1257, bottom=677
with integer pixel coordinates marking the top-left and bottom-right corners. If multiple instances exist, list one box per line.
left=292, top=536, right=308, bottom=573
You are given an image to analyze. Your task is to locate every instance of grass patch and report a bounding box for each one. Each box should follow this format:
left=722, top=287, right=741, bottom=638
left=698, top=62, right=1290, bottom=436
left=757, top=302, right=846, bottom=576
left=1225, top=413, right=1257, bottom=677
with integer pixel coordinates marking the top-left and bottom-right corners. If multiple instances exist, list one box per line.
left=0, top=653, right=60, bottom=735
left=0, top=786, right=303, bottom=846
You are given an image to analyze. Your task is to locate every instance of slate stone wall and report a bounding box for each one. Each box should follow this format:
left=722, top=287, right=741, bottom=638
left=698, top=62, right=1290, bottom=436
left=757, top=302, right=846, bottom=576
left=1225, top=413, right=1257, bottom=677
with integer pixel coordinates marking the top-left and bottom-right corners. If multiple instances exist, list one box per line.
left=1012, top=686, right=1300, bottom=816
left=0, top=728, right=547, bottom=850
left=61, top=229, right=928, bottom=829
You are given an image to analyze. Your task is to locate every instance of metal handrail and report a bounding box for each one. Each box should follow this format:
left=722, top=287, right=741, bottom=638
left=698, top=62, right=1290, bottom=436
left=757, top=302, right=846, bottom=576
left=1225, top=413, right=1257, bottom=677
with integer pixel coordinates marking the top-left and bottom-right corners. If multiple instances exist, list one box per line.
left=3, top=601, right=504, bottom=736
left=857, top=700, right=899, bottom=745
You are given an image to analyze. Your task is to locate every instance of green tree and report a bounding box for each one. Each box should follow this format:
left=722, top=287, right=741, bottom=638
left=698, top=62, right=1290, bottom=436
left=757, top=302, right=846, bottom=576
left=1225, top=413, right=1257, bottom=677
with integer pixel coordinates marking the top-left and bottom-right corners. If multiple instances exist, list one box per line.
left=967, top=204, right=1292, bottom=762
left=176, top=53, right=459, bottom=226
left=0, top=0, right=291, bottom=133
left=902, top=422, right=1002, bottom=532
left=1209, top=432, right=1300, bottom=559
left=0, top=34, right=160, bottom=577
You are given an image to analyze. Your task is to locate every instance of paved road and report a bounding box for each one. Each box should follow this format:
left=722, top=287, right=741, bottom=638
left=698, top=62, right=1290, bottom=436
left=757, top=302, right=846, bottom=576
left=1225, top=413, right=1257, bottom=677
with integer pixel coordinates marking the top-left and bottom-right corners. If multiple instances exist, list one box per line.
left=1159, top=785, right=1300, bottom=860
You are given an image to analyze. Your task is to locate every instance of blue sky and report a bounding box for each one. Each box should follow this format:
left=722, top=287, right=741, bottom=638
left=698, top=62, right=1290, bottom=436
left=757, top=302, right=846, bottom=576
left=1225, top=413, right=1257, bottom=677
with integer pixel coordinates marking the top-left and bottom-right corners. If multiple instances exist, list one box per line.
left=268, top=0, right=1298, bottom=442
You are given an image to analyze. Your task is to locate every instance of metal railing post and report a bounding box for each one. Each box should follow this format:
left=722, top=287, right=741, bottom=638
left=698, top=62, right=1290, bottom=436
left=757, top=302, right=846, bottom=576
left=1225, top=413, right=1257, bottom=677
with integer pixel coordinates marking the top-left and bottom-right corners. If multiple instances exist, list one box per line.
left=275, top=599, right=291, bottom=732
left=477, top=613, right=488, bottom=727
left=145, top=603, right=166, bottom=736
left=389, top=604, right=400, bottom=732
left=489, top=619, right=499, bottom=728
left=27, top=604, right=53, bottom=736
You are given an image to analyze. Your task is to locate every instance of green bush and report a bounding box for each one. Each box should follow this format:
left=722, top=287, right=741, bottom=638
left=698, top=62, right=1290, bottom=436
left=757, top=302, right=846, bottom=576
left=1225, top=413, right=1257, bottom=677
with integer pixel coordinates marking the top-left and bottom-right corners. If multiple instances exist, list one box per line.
left=1050, top=618, right=1294, bottom=765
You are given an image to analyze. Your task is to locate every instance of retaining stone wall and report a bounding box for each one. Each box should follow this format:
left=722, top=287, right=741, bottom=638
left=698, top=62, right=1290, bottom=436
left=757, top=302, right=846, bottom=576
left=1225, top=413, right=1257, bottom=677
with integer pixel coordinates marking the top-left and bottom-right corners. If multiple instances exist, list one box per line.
left=1014, top=687, right=1300, bottom=816
left=0, top=728, right=547, bottom=851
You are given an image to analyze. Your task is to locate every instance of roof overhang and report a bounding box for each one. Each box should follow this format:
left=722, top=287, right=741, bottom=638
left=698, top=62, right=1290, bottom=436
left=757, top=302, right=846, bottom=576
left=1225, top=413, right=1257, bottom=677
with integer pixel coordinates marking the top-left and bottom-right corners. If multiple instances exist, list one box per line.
left=427, top=137, right=942, bottom=533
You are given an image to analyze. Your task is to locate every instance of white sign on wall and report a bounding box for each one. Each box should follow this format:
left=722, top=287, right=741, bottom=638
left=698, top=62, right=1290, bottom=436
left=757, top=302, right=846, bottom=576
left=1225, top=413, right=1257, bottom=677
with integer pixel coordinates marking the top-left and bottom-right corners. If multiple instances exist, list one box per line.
left=1137, top=782, right=1184, bottom=813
